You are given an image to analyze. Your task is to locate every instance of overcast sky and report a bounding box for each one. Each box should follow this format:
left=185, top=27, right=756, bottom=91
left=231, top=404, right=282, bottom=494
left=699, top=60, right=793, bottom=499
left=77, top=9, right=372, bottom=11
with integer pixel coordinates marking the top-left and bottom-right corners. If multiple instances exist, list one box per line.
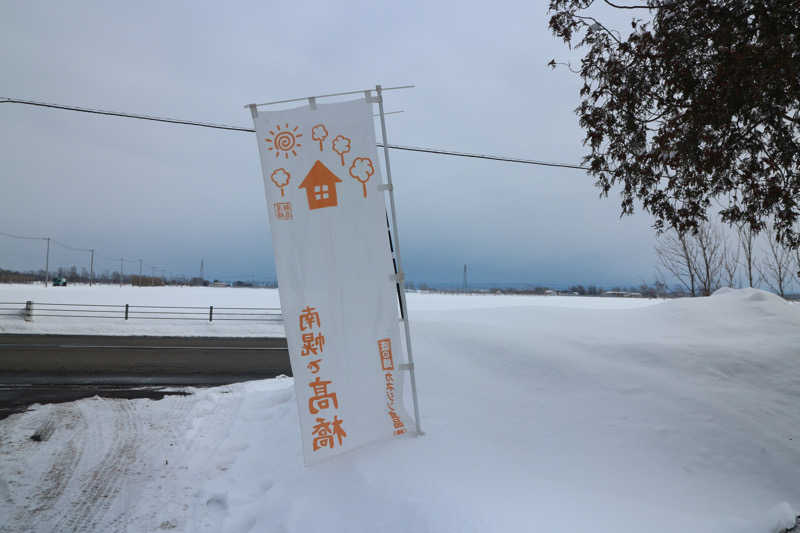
left=0, top=1, right=661, bottom=288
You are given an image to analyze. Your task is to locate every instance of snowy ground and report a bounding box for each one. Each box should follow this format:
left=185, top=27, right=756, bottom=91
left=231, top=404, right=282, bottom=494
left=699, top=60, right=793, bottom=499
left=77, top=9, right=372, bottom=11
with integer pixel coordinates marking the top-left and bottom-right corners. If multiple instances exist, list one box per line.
left=1, top=287, right=799, bottom=532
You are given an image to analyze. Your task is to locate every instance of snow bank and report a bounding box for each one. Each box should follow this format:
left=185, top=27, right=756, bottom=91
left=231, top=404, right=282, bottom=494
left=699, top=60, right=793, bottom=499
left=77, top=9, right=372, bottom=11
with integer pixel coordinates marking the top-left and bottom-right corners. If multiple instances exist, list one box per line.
left=1, top=288, right=798, bottom=532
left=712, top=286, right=736, bottom=296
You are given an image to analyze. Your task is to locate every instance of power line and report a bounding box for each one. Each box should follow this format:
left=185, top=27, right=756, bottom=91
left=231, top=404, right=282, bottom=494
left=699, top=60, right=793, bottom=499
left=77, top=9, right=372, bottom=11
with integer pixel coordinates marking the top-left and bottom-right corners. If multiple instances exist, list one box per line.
left=1, top=228, right=186, bottom=282
left=379, top=143, right=590, bottom=171
left=0, top=97, right=252, bottom=133
left=0, top=230, right=47, bottom=241
left=52, top=239, right=92, bottom=253
left=1, top=96, right=592, bottom=171
left=97, top=255, right=140, bottom=264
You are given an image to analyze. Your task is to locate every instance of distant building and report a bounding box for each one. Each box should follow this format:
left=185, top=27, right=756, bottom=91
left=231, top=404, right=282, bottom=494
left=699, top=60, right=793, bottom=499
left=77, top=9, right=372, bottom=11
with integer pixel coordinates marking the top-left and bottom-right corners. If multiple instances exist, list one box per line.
left=602, top=291, right=642, bottom=298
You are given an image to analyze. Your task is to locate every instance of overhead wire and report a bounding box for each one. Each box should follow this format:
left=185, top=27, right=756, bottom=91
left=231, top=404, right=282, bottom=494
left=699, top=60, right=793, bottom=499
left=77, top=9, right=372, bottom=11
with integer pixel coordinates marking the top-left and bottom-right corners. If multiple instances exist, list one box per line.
left=2, top=230, right=175, bottom=277
left=0, top=230, right=47, bottom=241
left=378, top=143, right=590, bottom=171
left=52, top=239, right=92, bottom=252
left=0, top=97, right=252, bottom=133
left=1, top=96, right=592, bottom=171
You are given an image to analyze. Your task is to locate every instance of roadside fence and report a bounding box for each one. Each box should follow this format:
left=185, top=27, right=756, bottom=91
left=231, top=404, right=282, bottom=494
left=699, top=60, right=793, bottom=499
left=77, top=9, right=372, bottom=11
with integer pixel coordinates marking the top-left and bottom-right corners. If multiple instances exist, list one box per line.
left=0, top=301, right=282, bottom=323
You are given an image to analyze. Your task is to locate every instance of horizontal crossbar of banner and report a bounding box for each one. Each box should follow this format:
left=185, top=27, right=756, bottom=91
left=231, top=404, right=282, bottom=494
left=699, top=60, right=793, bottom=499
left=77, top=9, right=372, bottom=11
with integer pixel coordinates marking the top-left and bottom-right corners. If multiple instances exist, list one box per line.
left=249, top=85, right=415, bottom=107
left=1, top=97, right=591, bottom=171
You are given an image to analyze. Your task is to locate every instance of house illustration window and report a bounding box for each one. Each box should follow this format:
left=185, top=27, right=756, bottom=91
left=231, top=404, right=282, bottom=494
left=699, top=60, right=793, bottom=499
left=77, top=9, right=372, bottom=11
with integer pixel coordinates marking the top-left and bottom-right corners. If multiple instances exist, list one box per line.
left=314, top=184, right=330, bottom=201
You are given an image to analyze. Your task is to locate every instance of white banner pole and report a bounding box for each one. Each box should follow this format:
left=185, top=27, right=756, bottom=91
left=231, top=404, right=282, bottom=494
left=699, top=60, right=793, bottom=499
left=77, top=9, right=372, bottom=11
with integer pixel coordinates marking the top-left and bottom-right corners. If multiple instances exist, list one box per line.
left=375, top=84, right=424, bottom=436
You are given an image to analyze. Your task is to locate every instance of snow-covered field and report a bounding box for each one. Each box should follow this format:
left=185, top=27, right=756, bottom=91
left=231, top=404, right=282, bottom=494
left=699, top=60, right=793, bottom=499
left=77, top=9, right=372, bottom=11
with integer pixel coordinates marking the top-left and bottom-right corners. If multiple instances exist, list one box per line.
left=0, top=283, right=658, bottom=336
left=0, top=284, right=285, bottom=337
left=1, top=287, right=799, bottom=532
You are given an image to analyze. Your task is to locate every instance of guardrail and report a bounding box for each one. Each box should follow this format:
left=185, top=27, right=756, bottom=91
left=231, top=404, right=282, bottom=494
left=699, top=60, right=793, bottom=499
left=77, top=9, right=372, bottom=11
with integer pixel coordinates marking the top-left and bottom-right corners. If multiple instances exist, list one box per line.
left=0, top=301, right=282, bottom=323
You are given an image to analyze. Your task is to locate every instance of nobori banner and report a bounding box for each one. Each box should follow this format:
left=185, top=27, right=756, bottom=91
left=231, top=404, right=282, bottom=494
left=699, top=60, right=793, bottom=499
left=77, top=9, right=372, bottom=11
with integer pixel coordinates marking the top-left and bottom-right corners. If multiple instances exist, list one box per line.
left=252, top=98, right=413, bottom=464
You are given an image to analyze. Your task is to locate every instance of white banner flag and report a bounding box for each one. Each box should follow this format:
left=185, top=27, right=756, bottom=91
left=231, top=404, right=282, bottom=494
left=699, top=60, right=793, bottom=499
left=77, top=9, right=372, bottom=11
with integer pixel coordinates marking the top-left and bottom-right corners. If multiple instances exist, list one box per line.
left=252, top=98, right=413, bottom=464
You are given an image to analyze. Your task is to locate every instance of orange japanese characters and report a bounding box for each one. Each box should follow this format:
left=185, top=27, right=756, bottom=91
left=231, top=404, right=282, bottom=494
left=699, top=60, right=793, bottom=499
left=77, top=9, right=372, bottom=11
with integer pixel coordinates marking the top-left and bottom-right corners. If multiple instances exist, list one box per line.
left=299, top=161, right=341, bottom=210
left=297, top=304, right=347, bottom=451
left=332, top=135, right=351, bottom=166
left=270, top=168, right=290, bottom=196
left=378, top=338, right=394, bottom=371
left=312, top=416, right=346, bottom=451
left=349, top=157, right=374, bottom=198
left=308, top=376, right=338, bottom=414
left=299, top=306, right=321, bottom=331
left=301, top=332, right=325, bottom=355
left=378, top=338, right=406, bottom=436
left=273, top=202, right=292, bottom=220
left=311, top=124, right=328, bottom=151
left=306, top=359, right=321, bottom=374
left=265, top=123, right=302, bottom=159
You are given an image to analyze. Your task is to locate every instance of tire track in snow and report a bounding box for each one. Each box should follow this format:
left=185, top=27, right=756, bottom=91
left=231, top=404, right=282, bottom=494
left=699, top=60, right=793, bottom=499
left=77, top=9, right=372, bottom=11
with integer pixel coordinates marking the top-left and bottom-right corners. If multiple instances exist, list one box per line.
left=51, top=399, right=139, bottom=532
left=4, top=405, right=88, bottom=533
left=124, top=390, right=206, bottom=531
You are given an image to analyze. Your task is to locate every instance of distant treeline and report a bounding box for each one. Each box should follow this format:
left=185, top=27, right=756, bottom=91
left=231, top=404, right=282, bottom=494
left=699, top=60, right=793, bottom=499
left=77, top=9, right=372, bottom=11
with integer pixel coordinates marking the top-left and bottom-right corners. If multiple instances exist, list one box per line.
left=0, top=268, right=40, bottom=284
left=3, top=265, right=794, bottom=299
left=405, top=282, right=673, bottom=298
left=0, top=265, right=277, bottom=288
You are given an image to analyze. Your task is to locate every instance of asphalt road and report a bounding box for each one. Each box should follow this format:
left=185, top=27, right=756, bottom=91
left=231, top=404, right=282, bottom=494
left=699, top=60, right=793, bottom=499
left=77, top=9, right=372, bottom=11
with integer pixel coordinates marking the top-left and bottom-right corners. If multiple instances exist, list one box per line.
left=0, top=334, right=291, bottom=419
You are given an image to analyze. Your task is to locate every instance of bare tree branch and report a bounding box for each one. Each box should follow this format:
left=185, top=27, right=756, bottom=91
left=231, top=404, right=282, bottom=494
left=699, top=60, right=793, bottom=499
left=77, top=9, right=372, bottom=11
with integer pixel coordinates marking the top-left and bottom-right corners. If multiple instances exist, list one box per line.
left=737, top=224, right=757, bottom=288
left=758, top=227, right=793, bottom=298
left=722, top=234, right=739, bottom=288
left=692, top=224, right=724, bottom=296
left=655, top=230, right=697, bottom=296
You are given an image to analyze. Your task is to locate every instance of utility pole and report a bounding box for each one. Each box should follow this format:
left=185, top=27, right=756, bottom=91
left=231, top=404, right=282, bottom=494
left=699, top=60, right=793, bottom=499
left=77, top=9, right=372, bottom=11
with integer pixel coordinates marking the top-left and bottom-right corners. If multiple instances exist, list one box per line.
left=200, top=258, right=204, bottom=281
left=89, top=249, right=94, bottom=287
left=44, top=237, right=50, bottom=287
left=119, top=258, right=123, bottom=288
left=138, top=259, right=143, bottom=286
left=463, top=264, right=468, bottom=292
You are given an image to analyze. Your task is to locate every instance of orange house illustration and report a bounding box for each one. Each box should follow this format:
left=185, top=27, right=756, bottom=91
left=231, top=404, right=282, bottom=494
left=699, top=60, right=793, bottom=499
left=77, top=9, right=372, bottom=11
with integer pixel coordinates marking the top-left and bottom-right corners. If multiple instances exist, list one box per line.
left=299, top=160, right=342, bottom=210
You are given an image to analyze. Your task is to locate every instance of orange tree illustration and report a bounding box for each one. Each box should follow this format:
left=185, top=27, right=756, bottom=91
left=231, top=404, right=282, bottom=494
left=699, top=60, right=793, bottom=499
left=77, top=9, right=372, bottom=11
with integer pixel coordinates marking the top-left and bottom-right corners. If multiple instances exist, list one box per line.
left=348, top=158, right=374, bottom=198
left=332, top=135, right=351, bottom=166
left=311, top=124, right=328, bottom=151
left=270, top=168, right=291, bottom=196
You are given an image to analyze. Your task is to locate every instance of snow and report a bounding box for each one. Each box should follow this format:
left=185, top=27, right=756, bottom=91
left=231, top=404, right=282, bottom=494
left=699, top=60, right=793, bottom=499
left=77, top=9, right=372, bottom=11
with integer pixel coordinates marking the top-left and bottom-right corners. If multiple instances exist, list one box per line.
left=1, top=287, right=799, bottom=532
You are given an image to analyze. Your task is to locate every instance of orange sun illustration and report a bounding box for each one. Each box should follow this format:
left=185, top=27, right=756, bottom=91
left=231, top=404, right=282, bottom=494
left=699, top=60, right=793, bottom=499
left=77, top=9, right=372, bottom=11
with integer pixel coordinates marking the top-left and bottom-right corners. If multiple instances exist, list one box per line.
left=265, top=123, right=303, bottom=159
